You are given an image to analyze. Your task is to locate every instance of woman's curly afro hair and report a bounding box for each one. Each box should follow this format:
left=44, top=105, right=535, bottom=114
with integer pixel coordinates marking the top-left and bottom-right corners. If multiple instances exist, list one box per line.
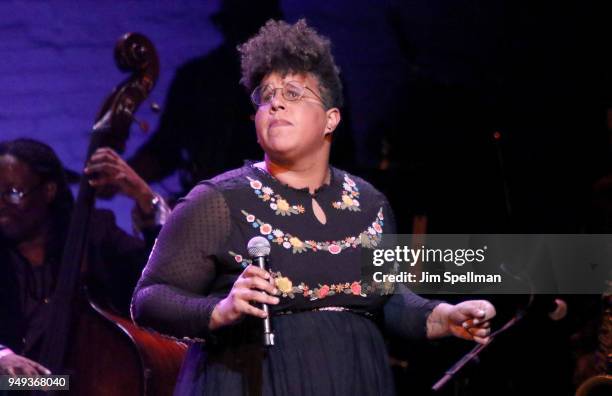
left=238, top=19, right=343, bottom=109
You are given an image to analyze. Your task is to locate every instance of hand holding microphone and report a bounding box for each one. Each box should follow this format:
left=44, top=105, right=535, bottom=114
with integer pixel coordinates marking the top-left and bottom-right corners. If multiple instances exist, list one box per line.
left=247, top=237, right=276, bottom=346
left=209, top=237, right=279, bottom=334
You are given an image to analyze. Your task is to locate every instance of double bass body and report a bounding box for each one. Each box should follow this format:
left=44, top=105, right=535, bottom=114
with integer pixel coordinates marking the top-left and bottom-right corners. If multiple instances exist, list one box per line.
left=34, top=33, right=185, bottom=395
left=65, top=297, right=185, bottom=395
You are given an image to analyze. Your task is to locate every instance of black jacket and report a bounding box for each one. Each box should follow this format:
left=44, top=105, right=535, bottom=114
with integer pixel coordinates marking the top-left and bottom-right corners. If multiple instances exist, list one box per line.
left=0, top=209, right=153, bottom=355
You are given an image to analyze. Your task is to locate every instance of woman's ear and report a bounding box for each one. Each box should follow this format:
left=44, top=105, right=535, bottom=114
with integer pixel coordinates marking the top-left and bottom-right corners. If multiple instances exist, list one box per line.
left=324, top=108, right=341, bottom=135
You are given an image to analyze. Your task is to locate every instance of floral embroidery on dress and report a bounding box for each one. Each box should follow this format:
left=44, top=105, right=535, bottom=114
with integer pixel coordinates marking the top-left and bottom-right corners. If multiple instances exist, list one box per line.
left=332, top=174, right=361, bottom=211
left=247, top=176, right=305, bottom=216
left=229, top=251, right=252, bottom=268
left=269, top=270, right=395, bottom=300
left=241, top=208, right=385, bottom=254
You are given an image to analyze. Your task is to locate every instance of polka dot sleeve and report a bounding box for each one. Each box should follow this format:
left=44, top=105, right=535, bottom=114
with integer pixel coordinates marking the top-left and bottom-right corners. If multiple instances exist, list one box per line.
left=131, top=182, right=231, bottom=341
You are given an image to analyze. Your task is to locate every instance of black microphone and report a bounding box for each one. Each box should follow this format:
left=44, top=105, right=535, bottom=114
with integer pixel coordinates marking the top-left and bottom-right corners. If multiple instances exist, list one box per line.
left=247, top=236, right=275, bottom=346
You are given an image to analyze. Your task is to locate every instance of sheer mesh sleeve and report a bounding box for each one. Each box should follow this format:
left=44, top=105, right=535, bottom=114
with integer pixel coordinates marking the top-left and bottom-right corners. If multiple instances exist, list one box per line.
left=379, top=197, right=443, bottom=339
left=384, top=283, right=442, bottom=339
left=131, top=182, right=230, bottom=341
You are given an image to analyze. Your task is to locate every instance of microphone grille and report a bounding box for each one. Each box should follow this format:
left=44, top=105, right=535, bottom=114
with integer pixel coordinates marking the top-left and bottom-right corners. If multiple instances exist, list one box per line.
left=247, top=236, right=271, bottom=257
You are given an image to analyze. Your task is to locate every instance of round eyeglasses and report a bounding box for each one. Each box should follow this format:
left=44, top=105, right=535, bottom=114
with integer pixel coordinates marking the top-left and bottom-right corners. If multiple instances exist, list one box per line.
left=250, top=81, right=325, bottom=108
left=0, top=183, right=43, bottom=205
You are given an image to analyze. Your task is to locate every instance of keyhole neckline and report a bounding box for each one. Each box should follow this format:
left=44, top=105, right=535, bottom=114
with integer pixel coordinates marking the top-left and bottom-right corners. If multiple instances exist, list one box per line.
left=249, top=160, right=335, bottom=197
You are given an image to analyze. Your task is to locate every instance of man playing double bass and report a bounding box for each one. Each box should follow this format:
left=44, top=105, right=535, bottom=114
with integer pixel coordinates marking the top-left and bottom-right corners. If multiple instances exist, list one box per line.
left=0, top=138, right=169, bottom=376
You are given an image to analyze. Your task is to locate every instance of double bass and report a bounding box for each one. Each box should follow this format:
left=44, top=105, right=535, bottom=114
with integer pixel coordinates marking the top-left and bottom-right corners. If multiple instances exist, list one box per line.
left=36, top=33, right=186, bottom=395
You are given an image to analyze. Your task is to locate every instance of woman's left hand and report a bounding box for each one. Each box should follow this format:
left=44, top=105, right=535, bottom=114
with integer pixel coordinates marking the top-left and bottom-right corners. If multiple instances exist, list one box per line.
left=447, top=300, right=496, bottom=344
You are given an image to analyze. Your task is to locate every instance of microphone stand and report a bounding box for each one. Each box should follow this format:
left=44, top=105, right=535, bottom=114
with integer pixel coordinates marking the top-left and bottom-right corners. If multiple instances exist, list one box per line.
left=434, top=132, right=558, bottom=392
left=432, top=264, right=535, bottom=392
left=431, top=310, right=525, bottom=392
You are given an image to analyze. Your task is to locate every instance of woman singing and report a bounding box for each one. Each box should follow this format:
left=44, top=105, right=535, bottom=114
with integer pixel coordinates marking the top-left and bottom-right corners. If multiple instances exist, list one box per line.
left=131, top=19, right=495, bottom=395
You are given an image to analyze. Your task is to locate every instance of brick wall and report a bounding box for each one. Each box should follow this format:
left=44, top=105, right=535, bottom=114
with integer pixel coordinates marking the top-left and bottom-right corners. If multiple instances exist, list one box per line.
left=0, top=0, right=223, bottom=231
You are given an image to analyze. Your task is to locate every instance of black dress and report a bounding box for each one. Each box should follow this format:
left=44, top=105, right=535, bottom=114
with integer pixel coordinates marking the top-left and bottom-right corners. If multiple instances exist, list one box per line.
left=132, top=162, right=440, bottom=395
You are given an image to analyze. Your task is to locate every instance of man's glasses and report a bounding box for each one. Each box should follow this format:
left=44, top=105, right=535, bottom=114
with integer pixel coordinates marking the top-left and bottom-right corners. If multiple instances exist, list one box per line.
left=250, top=81, right=325, bottom=108
left=0, top=183, right=43, bottom=205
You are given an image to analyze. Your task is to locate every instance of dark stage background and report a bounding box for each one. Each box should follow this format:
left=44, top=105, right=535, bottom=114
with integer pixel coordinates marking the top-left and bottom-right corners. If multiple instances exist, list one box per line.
left=1, top=1, right=610, bottom=395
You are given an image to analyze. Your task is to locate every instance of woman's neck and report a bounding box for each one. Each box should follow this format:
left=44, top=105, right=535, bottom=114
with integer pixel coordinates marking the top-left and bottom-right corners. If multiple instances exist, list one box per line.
left=258, top=155, right=330, bottom=194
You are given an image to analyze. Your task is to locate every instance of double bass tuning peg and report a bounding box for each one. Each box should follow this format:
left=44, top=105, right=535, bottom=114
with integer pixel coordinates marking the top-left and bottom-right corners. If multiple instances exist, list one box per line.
left=121, top=108, right=149, bottom=134
left=123, top=102, right=161, bottom=134
left=134, top=117, right=150, bottom=134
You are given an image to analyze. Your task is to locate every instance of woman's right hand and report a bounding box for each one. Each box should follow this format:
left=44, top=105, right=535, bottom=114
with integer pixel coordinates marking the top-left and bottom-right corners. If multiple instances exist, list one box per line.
left=209, top=265, right=279, bottom=330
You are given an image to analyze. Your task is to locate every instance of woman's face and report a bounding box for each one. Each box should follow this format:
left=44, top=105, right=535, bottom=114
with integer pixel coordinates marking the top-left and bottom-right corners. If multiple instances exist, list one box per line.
left=253, top=72, right=340, bottom=163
